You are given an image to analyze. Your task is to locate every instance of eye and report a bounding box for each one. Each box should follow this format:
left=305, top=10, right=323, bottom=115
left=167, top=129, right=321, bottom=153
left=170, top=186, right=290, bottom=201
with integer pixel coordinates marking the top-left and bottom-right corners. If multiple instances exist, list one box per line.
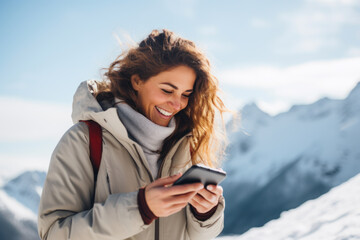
left=161, top=89, right=173, bottom=94
left=182, top=94, right=191, bottom=98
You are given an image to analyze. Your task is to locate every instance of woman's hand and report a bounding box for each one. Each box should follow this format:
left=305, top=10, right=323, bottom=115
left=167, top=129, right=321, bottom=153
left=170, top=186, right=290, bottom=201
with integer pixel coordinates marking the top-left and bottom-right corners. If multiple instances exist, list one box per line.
left=145, top=173, right=204, bottom=217
left=189, top=185, right=223, bottom=214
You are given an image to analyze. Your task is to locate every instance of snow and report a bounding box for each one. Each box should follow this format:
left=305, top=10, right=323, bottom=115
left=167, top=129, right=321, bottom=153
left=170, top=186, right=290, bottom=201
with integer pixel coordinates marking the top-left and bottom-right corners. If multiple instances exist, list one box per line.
left=225, top=97, right=348, bottom=186
left=0, top=190, right=37, bottom=222
left=36, top=186, right=43, bottom=196
left=217, top=173, right=360, bottom=240
left=225, top=82, right=360, bottom=188
left=3, top=171, right=46, bottom=214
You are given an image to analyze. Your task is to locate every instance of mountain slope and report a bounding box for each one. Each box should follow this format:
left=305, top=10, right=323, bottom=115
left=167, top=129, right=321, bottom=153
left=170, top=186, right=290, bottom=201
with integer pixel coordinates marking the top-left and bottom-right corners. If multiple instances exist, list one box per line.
left=0, top=190, right=39, bottom=240
left=218, top=173, right=360, bottom=240
left=0, top=171, right=44, bottom=240
left=222, top=82, right=360, bottom=234
left=3, top=171, right=46, bottom=214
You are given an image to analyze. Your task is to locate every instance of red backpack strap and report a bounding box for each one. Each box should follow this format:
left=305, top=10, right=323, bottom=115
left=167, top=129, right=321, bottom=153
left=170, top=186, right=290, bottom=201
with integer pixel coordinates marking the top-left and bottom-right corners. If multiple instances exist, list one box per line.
left=80, top=120, right=103, bottom=180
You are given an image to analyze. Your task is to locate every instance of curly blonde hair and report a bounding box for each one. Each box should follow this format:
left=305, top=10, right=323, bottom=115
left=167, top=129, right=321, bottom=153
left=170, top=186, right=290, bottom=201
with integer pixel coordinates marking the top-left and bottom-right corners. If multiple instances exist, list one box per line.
left=97, top=29, right=228, bottom=167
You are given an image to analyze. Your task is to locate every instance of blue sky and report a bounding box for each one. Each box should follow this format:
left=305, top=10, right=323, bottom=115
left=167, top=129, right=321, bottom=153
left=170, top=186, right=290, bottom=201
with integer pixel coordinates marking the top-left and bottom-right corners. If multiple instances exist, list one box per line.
left=1, top=0, right=359, bottom=103
left=1, top=0, right=360, bottom=179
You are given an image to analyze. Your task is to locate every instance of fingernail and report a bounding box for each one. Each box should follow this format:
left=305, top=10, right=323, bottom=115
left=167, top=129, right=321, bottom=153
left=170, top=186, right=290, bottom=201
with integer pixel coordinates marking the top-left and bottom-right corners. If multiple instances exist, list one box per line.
left=207, top=185, right=213, bottom=191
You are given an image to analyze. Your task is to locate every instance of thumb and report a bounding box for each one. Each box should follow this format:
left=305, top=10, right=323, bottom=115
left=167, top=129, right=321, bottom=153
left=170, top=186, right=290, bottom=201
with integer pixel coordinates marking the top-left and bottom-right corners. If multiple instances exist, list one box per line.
left=152, top=173, right=182, bottom=187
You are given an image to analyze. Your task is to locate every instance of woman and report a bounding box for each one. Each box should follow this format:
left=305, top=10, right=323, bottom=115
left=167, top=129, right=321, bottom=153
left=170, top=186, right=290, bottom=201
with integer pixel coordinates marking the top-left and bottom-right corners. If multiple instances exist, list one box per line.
left=38, top=29, right=228, bottom=240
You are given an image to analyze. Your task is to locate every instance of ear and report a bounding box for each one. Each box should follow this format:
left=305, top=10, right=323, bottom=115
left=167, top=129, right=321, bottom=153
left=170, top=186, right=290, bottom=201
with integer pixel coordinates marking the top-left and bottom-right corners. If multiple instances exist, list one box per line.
left=131, top=74, right=142, bottom=91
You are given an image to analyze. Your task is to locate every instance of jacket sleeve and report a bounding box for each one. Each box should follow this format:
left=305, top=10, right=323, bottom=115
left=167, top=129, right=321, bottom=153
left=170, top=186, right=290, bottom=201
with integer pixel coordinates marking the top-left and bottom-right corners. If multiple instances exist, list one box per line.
left=38, top=123, right=148, bottom=240
left=185, top=190, right=225, bottom=239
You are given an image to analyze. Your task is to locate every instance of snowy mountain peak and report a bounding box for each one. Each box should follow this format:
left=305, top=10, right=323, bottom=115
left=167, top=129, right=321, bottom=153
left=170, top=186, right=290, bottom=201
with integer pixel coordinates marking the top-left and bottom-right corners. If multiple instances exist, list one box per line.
left=286, top=96, right=339, bottom=121
left=5, top=171, right=45, bottom=187
left=347, top=81, right=360, bottom=99
left=241, top=102, right=269, bottom=119
left=341, top=81, right=360, bottom=120
left=233, top=102, right=271, bottom=132
left=226, top=102, right=270, bottom=137
left=2, top=170, right=46, bottom=214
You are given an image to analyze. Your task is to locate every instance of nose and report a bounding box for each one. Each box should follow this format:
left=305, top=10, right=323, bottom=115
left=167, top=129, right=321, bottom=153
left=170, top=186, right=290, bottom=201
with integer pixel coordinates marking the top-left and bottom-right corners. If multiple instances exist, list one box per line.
left=169, top=95, right=181, bottom=111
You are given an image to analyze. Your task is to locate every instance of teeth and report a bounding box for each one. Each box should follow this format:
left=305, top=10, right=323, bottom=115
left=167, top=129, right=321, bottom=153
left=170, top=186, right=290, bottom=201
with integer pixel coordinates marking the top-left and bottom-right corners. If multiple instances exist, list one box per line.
left=156, top=107, right=172, bottom=116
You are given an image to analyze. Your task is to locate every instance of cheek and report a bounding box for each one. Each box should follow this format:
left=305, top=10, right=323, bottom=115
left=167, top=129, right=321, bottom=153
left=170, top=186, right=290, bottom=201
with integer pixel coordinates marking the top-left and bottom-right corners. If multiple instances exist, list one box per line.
left=154, top=94, right=168, bottom=105
left=140, top=90, right=163, bottom=106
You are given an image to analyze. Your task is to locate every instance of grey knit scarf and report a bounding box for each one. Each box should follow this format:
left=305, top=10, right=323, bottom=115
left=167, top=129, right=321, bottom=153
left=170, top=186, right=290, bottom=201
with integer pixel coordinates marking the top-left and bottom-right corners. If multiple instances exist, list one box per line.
left=115, top=102, right=176, bottom=178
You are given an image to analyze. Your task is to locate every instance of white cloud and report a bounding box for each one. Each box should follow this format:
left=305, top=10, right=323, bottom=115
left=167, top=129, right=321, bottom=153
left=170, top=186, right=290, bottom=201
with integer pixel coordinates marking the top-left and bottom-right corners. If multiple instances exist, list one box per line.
left=0, top=97, right=72, bottom=142
left=0, top=97, right=72, bottom=180
left=257, top=101, right=292, bottom=117
left=277, top=0, right=360, bottom=53
left=219, top=57, right=360, bottom=115
left=0, top=154, right=50, bottom=184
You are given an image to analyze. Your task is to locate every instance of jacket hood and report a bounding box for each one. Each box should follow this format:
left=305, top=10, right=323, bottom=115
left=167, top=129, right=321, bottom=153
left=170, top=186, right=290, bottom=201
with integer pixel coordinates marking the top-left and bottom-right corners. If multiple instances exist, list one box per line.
left=72, top=80, right=106, bottom=124
left=71, top=80, right=131, bottom=143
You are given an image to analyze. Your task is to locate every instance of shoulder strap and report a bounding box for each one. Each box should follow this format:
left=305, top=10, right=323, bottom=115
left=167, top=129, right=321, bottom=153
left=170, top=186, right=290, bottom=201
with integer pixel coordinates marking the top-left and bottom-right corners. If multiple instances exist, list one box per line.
left=80, top=120, right=103, bottom=179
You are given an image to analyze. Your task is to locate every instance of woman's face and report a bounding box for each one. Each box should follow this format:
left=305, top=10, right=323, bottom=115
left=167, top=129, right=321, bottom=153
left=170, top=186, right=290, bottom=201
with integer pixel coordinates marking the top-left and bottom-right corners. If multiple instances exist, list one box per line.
left=131, top=65, right=196, bottom=127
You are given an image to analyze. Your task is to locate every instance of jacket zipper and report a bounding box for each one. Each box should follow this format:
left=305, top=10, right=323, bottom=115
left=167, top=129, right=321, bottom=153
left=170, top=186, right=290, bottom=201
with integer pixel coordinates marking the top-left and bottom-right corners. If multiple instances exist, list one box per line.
left=153, top=135, right=191, bottom=240
left=155, top=219, right=160, bottom=240
left=132, top=144, right=159, bottom=239
left=154, top=154, right=169, bottom=240
left=154, top=159, right=166, bottom=240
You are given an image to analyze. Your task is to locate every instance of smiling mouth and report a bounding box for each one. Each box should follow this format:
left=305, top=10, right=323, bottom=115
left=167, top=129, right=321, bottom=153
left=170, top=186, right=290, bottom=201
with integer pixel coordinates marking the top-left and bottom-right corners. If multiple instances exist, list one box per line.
left=155, top=106, right=172, bottom=117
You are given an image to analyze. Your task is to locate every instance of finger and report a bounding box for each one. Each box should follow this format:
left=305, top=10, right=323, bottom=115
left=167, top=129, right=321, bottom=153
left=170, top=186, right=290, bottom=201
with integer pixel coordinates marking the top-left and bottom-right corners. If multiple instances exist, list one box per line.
left=206, top=185, right=223, bottom=196
left=155, top=202, right=187, bottom=217
left=189, top=197, right=209, bottom=213
left=146, top=188, right=197, bottom=209
left=163, top=183, right=203, bottom=197
left=168, top=191, right=198, bottom=205
left=189, top=198, right=197, bottom=208
left=150, top=173, right=182, bottom=187
left=166, top=202, right=189, bottom=215
left=197, top=189, right=219, bottom=204
left=192, top=193, right=214, bottom=209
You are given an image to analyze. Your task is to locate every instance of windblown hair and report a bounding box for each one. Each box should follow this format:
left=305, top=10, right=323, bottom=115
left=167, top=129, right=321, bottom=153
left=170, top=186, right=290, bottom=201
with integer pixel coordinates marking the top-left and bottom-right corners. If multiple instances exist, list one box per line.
left=97, top=29, right=228, bottom=167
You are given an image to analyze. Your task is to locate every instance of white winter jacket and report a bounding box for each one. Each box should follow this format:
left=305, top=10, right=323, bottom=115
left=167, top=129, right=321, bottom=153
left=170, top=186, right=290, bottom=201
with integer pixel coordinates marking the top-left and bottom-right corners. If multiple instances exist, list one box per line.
left=37, top=81, right=224, bottom=240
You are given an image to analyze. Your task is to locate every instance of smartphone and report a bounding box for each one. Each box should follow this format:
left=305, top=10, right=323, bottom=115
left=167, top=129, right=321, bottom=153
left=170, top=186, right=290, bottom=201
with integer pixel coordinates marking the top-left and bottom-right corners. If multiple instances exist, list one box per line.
left=173, top=164, right=226, bottom=186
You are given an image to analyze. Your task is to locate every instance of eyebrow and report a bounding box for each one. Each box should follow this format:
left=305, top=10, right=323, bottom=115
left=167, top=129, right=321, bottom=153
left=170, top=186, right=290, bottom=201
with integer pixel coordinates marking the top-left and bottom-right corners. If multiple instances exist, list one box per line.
left=160, top=82, right=193, bottom=92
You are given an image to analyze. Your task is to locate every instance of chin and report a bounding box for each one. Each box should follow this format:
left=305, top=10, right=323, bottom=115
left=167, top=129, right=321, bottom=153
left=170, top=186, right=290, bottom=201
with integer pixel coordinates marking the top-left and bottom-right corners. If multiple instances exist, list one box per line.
left=157, top=121, right=169, bottom=127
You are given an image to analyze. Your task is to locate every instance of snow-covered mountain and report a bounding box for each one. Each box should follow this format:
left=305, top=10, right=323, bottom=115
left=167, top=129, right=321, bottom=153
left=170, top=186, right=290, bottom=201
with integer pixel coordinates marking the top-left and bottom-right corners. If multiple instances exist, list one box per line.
left=0, top=171, right=45, bottom=240
left=218, top=172, right=360, bottom=240
left=3, top=171, right=46, bottom=214
left=222, top=82, right=360, bottom=235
